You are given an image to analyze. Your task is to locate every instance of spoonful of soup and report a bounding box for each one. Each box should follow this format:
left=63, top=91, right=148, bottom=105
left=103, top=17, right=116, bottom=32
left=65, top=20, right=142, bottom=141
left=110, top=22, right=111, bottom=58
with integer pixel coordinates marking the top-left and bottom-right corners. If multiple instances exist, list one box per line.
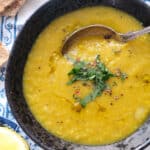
left=62, top=24, right=150, bottom=54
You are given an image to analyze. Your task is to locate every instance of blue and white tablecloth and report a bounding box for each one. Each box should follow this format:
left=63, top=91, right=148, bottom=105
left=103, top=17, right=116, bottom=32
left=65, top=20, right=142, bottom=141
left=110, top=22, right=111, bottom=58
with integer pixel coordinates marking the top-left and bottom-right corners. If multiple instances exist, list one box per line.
left=0, top=0, right=150, bottom=150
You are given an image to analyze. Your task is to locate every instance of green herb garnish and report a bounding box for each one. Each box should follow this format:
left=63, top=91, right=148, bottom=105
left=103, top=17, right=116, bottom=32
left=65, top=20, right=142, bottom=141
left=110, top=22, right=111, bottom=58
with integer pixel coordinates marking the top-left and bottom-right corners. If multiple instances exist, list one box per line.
left=120, top=72, right=128, bottom=81
left=67, top=55, right=114, bottom=107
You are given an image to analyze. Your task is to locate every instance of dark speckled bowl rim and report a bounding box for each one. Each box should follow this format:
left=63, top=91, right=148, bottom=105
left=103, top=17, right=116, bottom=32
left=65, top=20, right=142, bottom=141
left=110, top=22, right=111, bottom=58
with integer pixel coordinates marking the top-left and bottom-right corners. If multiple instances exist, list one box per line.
left=5, top=0, right=150, bottom=150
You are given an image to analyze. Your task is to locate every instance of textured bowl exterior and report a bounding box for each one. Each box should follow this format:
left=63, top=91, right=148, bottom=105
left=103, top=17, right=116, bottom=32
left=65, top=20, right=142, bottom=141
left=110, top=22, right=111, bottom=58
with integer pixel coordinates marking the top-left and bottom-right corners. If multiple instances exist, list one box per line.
left=5, top=0, right=150, bottom=150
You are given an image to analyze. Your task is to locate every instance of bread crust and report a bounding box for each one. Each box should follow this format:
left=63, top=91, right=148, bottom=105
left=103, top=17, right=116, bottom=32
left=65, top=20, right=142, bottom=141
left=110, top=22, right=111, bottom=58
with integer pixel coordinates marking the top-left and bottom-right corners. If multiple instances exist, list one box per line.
left=0, top=0, right=16, bottom=12
left=0, top=43, right=9, bottom=67
left=1, top=0, right=26, bottom=16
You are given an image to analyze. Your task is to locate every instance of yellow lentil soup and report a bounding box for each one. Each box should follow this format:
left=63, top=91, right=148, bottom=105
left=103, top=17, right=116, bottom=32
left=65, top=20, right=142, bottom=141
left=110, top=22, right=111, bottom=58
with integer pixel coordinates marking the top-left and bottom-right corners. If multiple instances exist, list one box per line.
left=23, top=6, right=150, bottom=145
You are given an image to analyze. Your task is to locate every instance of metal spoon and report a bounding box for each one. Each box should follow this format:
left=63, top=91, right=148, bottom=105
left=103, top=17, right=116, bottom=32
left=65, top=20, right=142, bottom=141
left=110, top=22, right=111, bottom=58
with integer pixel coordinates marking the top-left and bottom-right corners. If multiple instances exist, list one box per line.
left=62, top=24, right=150, bottom=54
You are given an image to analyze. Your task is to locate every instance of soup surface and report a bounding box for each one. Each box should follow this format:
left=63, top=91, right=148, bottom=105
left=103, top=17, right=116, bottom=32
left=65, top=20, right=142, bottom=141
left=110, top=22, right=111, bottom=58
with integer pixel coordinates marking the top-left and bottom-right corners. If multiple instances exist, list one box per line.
left=23, top=6, right=150, bottom=145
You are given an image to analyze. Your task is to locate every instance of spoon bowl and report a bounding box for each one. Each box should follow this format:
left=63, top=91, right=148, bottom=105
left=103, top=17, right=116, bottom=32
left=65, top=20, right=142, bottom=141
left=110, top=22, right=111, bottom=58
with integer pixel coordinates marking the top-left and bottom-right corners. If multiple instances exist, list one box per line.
left=62, top=24, right=150, bottom=55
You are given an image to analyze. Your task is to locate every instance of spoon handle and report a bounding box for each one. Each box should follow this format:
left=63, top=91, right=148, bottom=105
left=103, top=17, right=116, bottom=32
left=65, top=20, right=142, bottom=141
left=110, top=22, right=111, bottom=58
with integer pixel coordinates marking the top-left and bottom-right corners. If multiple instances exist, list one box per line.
left=120, top=26, right=150, bottom=42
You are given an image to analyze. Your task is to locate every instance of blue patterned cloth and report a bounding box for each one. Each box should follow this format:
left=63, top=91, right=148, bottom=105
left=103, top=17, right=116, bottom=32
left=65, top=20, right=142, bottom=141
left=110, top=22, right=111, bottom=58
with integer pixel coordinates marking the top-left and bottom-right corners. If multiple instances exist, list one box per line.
left=0, top=1, right=150, bottom=150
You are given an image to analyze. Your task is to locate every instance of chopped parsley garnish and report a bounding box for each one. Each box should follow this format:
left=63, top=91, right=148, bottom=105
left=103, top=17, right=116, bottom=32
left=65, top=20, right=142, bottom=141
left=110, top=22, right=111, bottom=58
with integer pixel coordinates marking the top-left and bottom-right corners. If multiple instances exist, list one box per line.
left=67, top=55, right=128, bottom=108
left=67, top=55, right=115, bottom=107
left=120, top=72, right=128, bottom=81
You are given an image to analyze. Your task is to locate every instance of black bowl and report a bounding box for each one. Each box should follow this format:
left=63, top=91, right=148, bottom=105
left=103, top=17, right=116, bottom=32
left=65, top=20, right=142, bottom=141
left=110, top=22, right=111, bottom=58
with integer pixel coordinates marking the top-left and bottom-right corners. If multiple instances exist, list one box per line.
left=5, top=0, right=150, bottom=150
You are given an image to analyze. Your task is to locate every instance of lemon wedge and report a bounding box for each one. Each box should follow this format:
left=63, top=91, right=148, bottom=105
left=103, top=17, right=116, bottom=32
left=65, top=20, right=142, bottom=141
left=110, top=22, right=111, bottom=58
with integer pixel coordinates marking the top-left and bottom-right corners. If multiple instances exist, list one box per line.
left=0, top=127, right=29, bottom=150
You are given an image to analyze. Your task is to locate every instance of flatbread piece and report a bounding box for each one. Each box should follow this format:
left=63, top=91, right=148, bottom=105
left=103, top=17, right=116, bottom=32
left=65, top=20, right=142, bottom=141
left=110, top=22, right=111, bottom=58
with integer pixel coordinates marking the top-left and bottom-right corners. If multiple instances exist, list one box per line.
left=0, top=0, right=15, bottom=12
left=1, top=0, right=26, bottom=16
left=0, top=43, right=9, bottom=67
